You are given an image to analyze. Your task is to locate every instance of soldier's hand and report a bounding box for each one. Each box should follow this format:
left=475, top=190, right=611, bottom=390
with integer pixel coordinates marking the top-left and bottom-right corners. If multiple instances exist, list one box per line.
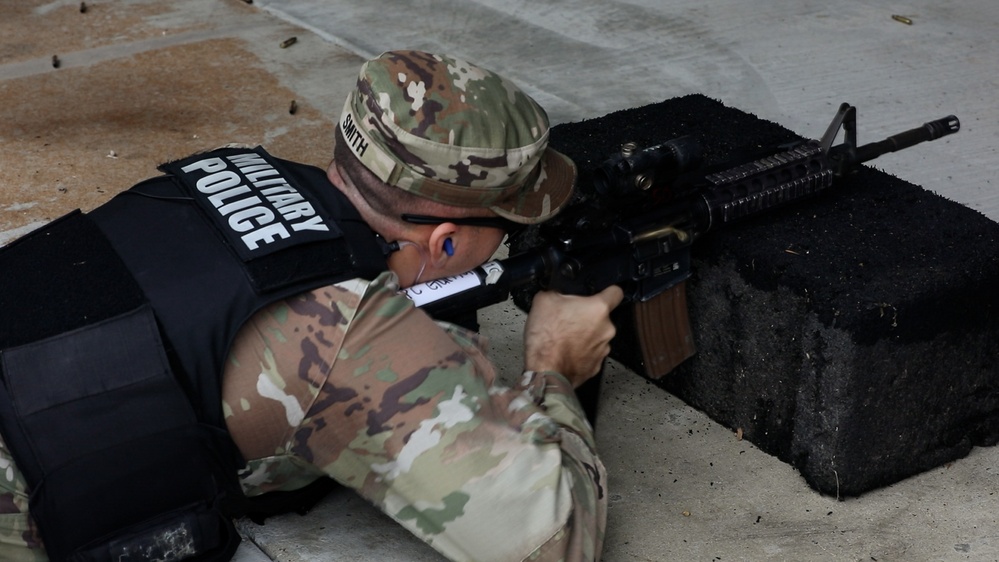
left=523, top=285, right=625, bottom=388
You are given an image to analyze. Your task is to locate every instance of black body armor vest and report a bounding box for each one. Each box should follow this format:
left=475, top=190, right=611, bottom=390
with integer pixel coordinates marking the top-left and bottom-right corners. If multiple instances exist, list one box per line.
left=0, top=147, right=387, bottom=561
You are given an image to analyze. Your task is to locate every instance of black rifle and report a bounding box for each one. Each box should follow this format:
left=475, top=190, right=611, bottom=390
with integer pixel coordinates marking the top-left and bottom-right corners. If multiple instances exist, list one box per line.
left=401, top=103, right=959, bottom=418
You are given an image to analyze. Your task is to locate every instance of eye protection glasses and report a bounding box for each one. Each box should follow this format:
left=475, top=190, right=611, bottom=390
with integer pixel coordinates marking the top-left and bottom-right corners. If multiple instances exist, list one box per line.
left=400, top=214, right=521, bottom=233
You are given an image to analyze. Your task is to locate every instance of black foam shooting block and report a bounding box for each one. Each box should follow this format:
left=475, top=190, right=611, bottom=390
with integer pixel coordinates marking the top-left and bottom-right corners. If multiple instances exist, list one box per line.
left=548, top=94, right=999, bottom=497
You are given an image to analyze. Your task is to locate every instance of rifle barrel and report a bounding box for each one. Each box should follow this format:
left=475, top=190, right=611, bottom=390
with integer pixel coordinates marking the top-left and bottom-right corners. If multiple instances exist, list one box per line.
left=854, top=115, right=959, bottom=164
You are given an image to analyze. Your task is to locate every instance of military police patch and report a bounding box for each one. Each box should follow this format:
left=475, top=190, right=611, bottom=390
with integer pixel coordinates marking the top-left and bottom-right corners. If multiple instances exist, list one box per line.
left=162, top=147, right=341, bottom=261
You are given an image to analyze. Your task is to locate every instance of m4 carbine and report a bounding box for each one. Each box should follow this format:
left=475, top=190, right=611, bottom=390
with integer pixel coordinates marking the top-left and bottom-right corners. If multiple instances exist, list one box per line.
left=402, top=103, right=959, bottom=381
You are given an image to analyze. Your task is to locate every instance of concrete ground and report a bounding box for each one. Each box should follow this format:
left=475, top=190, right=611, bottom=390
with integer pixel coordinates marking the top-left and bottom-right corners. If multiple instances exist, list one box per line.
left=1, top=1, right=996, bottom=560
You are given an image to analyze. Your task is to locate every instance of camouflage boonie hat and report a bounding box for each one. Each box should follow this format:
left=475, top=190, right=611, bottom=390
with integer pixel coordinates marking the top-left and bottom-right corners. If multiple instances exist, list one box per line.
left=338, top=50, right=576, bottom=224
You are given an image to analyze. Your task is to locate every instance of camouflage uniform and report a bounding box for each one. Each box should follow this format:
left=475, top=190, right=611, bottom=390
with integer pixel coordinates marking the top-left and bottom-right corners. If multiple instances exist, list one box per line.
left=225, top=271, right=606, bottom=561
left=0, top=273, right=606, bottom=561
left=0, top=437, right=45, bottom=561
left=0, top=51, right=603, bottom=561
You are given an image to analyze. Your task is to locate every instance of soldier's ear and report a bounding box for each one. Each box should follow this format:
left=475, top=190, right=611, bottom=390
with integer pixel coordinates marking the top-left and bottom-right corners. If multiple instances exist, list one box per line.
left=427, top=223, right=458, bottom=265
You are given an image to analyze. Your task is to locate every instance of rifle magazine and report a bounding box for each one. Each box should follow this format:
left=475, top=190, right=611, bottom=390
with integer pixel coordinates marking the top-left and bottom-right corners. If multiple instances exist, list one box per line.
left=633, top=282, right=696, bottom=378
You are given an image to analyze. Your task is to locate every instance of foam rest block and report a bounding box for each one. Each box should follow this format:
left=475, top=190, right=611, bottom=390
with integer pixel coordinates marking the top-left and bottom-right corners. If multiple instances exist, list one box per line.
left=548, top=94, right=999, bottom=497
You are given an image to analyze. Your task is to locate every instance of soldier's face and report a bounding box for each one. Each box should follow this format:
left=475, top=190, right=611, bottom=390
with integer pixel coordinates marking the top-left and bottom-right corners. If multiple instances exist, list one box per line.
left=389, top=222, right=507, bottom=289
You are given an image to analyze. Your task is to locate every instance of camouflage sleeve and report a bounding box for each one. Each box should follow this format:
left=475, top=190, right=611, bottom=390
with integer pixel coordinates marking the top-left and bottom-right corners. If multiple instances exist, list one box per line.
left=288, top=272, right=607, bottom=561
left=495, top=369, right=608, bottom=562
left=0, top=436, right=47, bottom=561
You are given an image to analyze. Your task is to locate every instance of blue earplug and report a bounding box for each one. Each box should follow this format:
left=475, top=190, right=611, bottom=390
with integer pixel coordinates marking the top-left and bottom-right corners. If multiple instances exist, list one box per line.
left=443, top=238, right=454, bottom=256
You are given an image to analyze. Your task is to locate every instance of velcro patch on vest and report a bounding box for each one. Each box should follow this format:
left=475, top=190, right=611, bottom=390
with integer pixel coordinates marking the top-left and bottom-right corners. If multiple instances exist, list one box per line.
left=162, top=147, right=341, bottom=261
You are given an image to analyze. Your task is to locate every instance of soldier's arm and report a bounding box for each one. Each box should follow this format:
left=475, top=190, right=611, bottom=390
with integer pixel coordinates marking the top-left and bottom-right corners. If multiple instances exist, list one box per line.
left=302, top=273, right=607, bottom=561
